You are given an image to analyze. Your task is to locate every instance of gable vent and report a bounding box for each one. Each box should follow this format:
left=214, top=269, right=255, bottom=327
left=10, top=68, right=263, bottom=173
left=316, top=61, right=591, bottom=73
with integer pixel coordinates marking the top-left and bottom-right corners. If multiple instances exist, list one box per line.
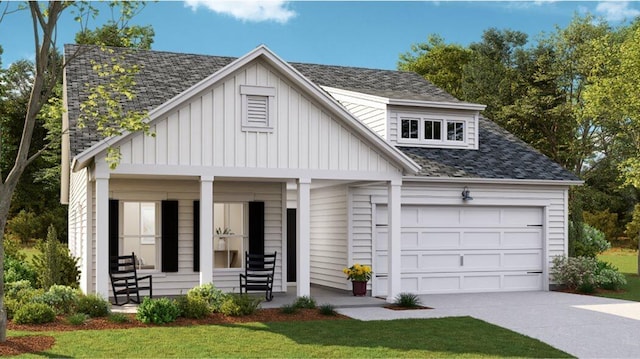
left=240, top=85, right=276, bottom=132
left=246, top=95, right=269, bottom=125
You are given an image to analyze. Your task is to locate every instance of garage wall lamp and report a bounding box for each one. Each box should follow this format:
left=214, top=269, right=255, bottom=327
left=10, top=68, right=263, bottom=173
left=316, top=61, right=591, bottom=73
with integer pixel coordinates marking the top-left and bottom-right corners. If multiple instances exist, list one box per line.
left=461, top=186, right=473, bottom=201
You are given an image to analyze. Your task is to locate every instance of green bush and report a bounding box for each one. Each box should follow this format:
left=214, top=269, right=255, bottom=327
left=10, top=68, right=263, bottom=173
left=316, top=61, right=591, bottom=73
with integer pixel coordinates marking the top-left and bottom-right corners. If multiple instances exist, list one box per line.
left=76, top=294, right=111, bottom=317
left=4, top=256, right=37, bottom=286
left=626, top=204, right=640, bottom=246
left=394, top=292, right=422, bottom=308
left=318, top=304, right=337, bottom=316
left=32, top=225, right=80, bottom=290
left=293, top=296, right=316, bottom=309
left=597, top=268, right=627, bottom=290
left=584, top=209, right=620, bottom=242
left=32, top=285, right=81, bottom=315
left=3, top=235, right=26, bottom=261
left=108, top=313, right=130, bottom=323
left=176, top=295, right=211, bottom=319
left=6, top=210, right=39, bottom=244
left=573, top=224, right=610, bottom=258
left=136, top=297, right=181, bottom=324
left=13, top=302, right=56, bottom=324
left=551, top=256, right=599, bottom=293
left=220, top=294, right=261, bottom=316
left=279, top=304, right=299, bottom=314
left=4, top=281, right=44, bottom=319
left=187, top=283, right=228, bottom=313
left=67, top=313, right=89, bottom=325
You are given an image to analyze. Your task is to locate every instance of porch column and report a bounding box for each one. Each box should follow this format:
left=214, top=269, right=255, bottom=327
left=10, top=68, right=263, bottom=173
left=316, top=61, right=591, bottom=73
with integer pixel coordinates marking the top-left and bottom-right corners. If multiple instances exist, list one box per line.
left=200, top=176, right=214, bottom=284
left=297, top=178, right=311, bottom=297
left=95, top=175, right=110, bottom=298
left=387, top=180, right=402, bottom=303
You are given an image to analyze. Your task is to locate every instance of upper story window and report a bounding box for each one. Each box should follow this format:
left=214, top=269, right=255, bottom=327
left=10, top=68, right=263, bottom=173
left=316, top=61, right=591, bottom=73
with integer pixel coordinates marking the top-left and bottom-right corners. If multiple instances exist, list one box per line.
left=240, top=85, right=276, bottom=132
left=399, top=115, right=466, bottom=144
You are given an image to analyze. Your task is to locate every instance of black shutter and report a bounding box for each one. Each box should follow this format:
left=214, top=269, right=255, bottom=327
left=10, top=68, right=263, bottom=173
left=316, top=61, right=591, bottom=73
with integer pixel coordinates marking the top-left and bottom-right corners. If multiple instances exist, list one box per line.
left=162, top=200, right=179, bottom=272
left=109, top=199, right=119, bottom=260
left=193, top=201, right=200, bottom=272
left=248, top=201, right=265, bottom=255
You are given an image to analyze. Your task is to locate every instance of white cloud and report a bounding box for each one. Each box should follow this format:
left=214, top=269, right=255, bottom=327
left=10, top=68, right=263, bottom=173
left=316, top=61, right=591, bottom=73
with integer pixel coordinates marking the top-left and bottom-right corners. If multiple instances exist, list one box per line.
left=595, top=1, right=640, bottom=22
left=184, top=0, right=296, bottom=24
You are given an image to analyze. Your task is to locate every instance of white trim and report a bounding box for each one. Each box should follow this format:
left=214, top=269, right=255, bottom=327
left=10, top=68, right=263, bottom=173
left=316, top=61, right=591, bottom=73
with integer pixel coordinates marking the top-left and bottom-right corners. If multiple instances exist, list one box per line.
left=72, top=46, right=420, bottom=174
left=322, top=86, right=487, bottom=111
left=403, top=176, right=583, bottom=186
left=200, top=177, right=214, bottom=284
left=543, top=205, right=550, bottom=291
left=296, top=178, right=311, bottom=297
left=95, top=177, right=110, bottom=298
left=387, top=181, right=402, bottom=302
left=280, top=182, right=288, bottom=292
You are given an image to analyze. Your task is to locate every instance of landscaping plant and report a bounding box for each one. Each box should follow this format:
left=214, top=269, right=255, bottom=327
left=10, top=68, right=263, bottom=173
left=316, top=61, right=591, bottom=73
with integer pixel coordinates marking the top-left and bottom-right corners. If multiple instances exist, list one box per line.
left=220, top=293, right=261, bottom=316
left=279, top=304, right=299, bottom=314
left=318, top=304, right=337, bottom=316
left=32, top=225, right=80, bottom=290
left=32, top=285, right=81, bottom=315
left=136, top=297, right=181, bottom=324
left=293, top=295, right=316, bottom=309
left=108, top=313, right=130, bottom=323
left=394, top=292, right=422, bottom=308
left=187, top=283, right=228, bottom=312
left=176, top=295, right=211, bottom=319
left=76, top=294, right=111, bottom=317
left=67, top=313, right=90, bottom=326
left=13, top=302, right=56, bottom=324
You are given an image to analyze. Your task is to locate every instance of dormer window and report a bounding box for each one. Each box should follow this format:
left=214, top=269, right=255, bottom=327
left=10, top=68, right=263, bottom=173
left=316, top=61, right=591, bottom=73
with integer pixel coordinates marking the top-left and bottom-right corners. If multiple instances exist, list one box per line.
left=424, top=120, right=442, bottom=140
left=398, top=114, right=467, bottom=145
left=447, top=121, right=464, bottom=141
left=401, top=118, right=419, bottom=139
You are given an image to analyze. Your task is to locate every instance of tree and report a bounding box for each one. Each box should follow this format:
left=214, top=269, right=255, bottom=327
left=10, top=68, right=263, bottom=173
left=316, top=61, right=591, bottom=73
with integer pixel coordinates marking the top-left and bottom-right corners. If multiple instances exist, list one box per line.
left=0, top=1, right=152, bottom=342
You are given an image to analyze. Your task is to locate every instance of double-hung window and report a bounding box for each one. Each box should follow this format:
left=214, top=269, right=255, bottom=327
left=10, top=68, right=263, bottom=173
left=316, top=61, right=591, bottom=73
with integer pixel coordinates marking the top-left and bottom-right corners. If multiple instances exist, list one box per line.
left=121, top=201, right=160, bottom=270
left=213, top=203, right=247, bottom=269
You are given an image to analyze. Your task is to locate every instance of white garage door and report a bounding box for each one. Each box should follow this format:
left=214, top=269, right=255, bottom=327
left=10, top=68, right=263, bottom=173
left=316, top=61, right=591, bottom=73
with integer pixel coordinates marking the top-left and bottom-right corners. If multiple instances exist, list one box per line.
left=374, top=205, right=544, bottom=296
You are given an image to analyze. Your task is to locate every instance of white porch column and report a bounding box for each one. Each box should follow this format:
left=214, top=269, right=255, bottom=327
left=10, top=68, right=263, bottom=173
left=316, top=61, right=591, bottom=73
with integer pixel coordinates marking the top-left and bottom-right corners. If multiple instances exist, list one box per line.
left=200, top=176, right=214, bottom=284
left=95, top=176, right=110, bottom=298
left=387, top=180, right=402, bottom=303
left=297, top=178, right=311, bottom=297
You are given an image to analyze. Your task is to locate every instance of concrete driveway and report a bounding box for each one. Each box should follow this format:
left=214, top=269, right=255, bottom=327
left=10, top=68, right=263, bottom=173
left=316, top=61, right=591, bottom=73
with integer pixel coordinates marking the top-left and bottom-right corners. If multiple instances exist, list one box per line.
left=338, top=291, right=640, bottom=358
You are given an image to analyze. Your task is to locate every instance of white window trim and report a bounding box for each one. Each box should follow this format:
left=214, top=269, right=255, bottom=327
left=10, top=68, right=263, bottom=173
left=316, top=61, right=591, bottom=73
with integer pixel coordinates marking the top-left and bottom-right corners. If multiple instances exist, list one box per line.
left=397, top=113, right=469, bottom=146
left=240, top=85, right=276, bottom=132
left=119, top=201, right=161, bottom=273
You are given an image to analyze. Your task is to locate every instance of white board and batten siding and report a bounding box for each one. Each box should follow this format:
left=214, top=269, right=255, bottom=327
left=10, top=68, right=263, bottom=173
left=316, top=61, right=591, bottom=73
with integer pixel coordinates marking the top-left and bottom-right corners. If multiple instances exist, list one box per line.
left=112, top=59, right=401, bottom=179
left=88, top=179, right=284, bottom=297
left=349, top=182, right=570, bottom=295
left=310, top=185, right=349, bottom=289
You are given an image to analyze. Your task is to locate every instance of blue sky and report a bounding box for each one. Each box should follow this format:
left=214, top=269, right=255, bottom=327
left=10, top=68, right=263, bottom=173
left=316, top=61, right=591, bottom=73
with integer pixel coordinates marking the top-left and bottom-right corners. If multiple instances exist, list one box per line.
left=1, top=1, right=639, bottom=70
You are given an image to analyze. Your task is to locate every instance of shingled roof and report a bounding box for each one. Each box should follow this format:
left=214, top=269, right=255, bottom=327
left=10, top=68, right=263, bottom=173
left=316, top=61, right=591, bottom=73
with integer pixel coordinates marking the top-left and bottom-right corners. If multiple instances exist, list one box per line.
left=64, top=44, right=578, bottom=182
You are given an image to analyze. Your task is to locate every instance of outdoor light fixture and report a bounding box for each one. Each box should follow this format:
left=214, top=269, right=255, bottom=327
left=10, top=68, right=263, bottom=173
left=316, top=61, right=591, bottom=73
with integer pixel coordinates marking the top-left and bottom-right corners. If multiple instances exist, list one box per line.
left=461, top=186, right=473, bottom=201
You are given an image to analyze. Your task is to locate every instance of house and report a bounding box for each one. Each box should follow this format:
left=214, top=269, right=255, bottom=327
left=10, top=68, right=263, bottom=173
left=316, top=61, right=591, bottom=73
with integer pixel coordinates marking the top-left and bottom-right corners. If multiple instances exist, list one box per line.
left=62, top=44, right=580, bottom=302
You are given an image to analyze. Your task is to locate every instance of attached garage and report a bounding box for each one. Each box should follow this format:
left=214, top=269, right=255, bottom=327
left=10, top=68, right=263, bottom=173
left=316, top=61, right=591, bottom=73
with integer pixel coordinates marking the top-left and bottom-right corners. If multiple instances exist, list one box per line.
left=374, top=205, right=544, bottom=296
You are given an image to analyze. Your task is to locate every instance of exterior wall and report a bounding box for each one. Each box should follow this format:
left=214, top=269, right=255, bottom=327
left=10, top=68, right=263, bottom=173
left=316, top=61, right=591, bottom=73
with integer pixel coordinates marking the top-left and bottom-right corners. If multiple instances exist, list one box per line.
left=310, top=184, right=349, bottom=289
left=88, top=179, right=284, bottom=296
left=325, top=90, right=387, bottom=139
left=114, top=59, right=400, bottom=177
left=68, top=168, right=90, bottom=293
left=388, top=106, right=479, bottom=150
left=350, top=182, right=570, bottom=287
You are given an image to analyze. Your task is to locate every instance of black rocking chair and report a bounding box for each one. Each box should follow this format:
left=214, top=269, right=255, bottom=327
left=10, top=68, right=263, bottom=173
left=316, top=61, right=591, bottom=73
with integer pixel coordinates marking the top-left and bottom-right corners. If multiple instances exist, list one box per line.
left=109, top=252, right=153, bottom=305
left=239, top=251, right=277, bottom=301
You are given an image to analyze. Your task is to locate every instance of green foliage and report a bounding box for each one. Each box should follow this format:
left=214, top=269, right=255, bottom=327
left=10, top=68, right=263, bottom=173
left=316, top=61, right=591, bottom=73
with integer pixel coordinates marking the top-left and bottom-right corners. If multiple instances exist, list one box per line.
left=292, top=296, right=316, bottom=309
left=13, top=302, right=56, bottom=324
left=279, top=304, right=299, bottom=314
left=551, top=256, right=600, bottom=293
left=136, top=297, right=181, bottom=324
left=108, top=313, right=130, bottom=323
left=317, top=304, right=337, bottom=316
left=574, top=224, right=610, bottom=258
left=32, top=285, right=81, bottom=315
left=597, top=268, right=627, bottom=290
left=3, top=235, right=26, bottom=261
left=76, top=294, right=111, bottom=317
left=584, top=209, right=620, bottom=242
left=67, top=313, right=90, bottom=325
left=175, top=295, right=211, bottom=319
left=625, top=204, right=640, bottom=246
left=6, top=210, right=39, bottom=244
left=75, top=22, right=155, bottom=49
left=187, top=283, right=228, bottom=313
left=394, top=292, right=423, bottom=308
left=3, top=255, right=37, bottom=286
left=32, top=225, right=80, bottom=290
left=220, top=294, right=261, bottom=317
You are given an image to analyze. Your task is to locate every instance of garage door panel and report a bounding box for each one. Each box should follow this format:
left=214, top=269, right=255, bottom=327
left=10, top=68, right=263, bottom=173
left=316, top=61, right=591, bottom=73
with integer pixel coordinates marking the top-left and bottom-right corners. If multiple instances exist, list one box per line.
left=463, top=253, right=501, bottom=268
left=401, top=277, right=419, bottom=292
left=401, top=207, right=420, bottom=226
left=462, top=274, right=501, bottom=290
left=420, top=253, right=461, bottom=270
left=502, top=207, right=542, bottom=225
left=419, top=276, right=461, bottom=293
left=461, top=231, right=501, bottom=248
left=401, top=232, right=419, bottom=248
left=401, top=254, right=419, bottom=270
left=502, top=251, right=542, bottom=269
left=503, top=231, right=542, bottom=248
left=461, top=208, right=502, bottom=226
left=503, top=274, right=542, bottom=290
left=419, top=232, right=460, bottom=249
left=414, top=207, right=460, bottom=227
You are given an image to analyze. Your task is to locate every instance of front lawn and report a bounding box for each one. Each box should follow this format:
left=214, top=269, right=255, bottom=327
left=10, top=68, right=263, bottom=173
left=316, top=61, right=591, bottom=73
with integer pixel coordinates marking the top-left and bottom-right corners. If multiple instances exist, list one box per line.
left=597, top=248, right=640, bottom=301
left=11, top=317, right=570, bottom=358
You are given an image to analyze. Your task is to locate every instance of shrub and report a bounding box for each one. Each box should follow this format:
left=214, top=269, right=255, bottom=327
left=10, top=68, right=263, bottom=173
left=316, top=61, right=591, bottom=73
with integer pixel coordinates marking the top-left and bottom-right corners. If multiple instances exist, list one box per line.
left=4, top=256, right=37, bottom=286
left=583, top=209, right=620, bottom=242
left=220, top=294, right=261, bottom=316
left=136, top=297, right=181, bottom=324
left=13, top=302, right=56, bottom=324
left=108, top=313, right=130, bottom=323
left=626, top=204, right=640, bottom=247
left=293, top=296, right=316, bottom=309
left=187, top=283, right=228, bottom=313
left=76, top=294, right=111, bottom=317
left=394, top=292, right=422, bottom=308
left=318, top=304, right=337, bottom=316
left=4, top=282, right=44, bottom=319
left=32, top=225, right=80, bottom=290
left=280, top=304, right=299, bottom=314
left=67, top=313, right=89, bottom=325
left=32, top=285, right=81, bottom=315
left=597, top=269, right=627, bottom=290
left=551, top=256, right=599, bottom=293
left=5, top=280, right=37, bottom=301
left=573, top=224, right=610, bottom=258
left=176, top=295, right=211, bottom=319
left=3, top=234, right=26, bottom=261
left=6, top=210, right=39, bottom=244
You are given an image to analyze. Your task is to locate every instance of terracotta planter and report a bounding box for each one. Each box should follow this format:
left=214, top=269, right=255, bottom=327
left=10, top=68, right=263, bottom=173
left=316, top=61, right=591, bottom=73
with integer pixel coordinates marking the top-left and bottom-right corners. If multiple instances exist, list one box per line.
left=351, top=281, right=367, bottom=296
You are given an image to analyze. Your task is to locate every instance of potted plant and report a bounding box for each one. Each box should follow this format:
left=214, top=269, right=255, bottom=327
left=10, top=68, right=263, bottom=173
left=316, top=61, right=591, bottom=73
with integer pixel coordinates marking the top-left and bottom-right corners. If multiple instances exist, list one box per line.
left=343, top=263, right=372, bottom=296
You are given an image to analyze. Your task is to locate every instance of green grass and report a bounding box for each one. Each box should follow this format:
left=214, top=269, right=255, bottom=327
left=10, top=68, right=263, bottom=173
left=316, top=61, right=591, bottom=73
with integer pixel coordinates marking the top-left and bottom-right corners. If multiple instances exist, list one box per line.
left=11, top=317, right=571, bottom=358
left=597, top=248, right=640, bottom=301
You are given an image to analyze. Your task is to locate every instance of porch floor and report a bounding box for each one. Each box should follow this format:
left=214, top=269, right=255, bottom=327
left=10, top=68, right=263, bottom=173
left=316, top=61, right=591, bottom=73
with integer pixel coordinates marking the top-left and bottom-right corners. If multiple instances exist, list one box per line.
left=111, top=284, right=386, bottom=314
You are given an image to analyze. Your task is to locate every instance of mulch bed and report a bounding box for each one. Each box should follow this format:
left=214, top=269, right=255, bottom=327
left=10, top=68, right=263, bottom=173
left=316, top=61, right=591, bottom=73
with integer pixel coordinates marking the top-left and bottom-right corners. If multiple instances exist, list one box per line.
left=383, top=304, right=432, bottom=310
left=1, top=308, right=348, bottom=356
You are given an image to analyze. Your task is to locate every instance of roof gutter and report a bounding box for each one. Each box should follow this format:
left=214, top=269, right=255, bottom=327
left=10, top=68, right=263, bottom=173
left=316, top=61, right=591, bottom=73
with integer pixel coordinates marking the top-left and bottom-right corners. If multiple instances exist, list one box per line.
left=403, top=176, right=583, bottom=186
